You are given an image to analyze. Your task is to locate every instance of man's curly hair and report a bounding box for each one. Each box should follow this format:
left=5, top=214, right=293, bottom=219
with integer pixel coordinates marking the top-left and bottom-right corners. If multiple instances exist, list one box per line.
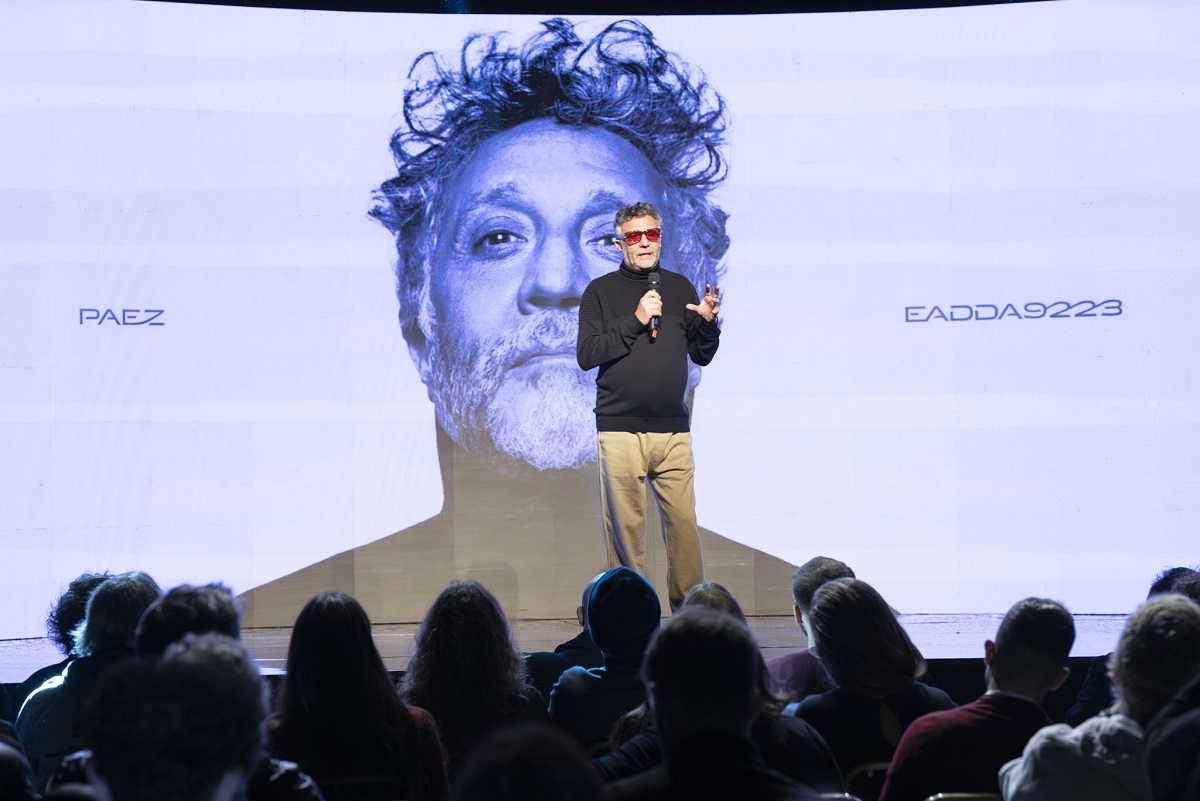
left=371, top=18, right=730, bottom=342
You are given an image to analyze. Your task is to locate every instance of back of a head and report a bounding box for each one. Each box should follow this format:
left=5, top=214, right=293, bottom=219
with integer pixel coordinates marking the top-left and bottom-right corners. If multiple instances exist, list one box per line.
left=808, top=578, right=924, bottom=696
left=680, top=582, right=747, bottom=623
left=1170, top=572, right=1200, bottom=606
left=587, top=567, right=661, bottom=660
left=791, top=557, right=854, bottom=617
left=405, top=580, right=526, bottom=742
left=280, top=591, right=395, bottom=721
left=1113, top=594, right=1200, bottom=726
left=72, top=571, right=162, bottom=658
left=643, top=607, right=760, bottom=730
left=1148, top=566, right=1198, bottom=598
left=135, top=583, right=241, bottom=659
left=990, top=598, right=1075, bottom=689
left=578, top=572, right=606, bottom=628
left=47, top=572, right=111, bottom=657
left=451, top=723, right=606, bottom=801
left=83, top=633, right=267, bottom=801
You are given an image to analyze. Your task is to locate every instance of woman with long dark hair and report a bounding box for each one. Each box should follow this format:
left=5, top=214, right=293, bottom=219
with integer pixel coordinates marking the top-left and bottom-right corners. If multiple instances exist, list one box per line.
left=267, top=592, right=448, bottom=801
left=402, top=581, right=547, bottom=773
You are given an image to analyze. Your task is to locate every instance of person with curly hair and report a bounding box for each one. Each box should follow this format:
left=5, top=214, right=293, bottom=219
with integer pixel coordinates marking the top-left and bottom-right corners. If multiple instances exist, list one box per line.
left=10, top=572, right=110, bottom=720
left=17, top=570, right=161, bottom=790
left=241, top=17, right=797, bottom=627
left=401, top=581, right=546, bottom=775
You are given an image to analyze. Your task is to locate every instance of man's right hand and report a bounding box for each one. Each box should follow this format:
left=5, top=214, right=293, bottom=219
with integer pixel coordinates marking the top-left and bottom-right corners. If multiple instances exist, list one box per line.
left=636, top=290, right=662, bottom=327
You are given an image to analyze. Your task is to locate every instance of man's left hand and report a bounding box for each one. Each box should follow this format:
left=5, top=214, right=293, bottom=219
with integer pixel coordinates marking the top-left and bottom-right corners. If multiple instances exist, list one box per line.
left=686, top=283, right=721, bottom=323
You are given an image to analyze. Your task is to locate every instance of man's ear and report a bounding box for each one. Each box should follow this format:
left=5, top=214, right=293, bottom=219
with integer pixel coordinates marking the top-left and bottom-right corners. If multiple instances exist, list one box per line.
left=1048, top=666, right=1071, bottom=692
left=576, top=605, right=586, bottom=628
left=984, top=639, right=996, bottom=665
left=793, top=604, right=803, bottom=629
left=401, top=317, right=433, bottom=389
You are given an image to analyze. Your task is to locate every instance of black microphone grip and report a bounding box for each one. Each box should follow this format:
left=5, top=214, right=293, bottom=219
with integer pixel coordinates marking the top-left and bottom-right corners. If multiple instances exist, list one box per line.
left=647, top=271, right=661, bottom=340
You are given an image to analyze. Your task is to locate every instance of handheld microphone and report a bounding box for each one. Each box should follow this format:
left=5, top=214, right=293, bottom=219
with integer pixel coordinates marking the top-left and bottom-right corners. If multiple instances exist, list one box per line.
left=647, top=271, right=661, bottom=341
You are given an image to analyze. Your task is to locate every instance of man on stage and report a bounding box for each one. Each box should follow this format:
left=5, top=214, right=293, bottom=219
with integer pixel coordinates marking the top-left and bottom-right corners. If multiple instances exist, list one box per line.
left=578, top=202, right=722, bottom=611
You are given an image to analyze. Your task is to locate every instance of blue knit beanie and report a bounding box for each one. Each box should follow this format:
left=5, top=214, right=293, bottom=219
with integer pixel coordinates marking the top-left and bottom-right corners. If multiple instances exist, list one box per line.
left=586, top=567, right=661, bottom=657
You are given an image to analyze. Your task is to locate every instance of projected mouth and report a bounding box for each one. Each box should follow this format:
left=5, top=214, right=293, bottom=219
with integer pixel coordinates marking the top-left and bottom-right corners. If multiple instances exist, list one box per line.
left=511, top=349, right=576, bottom=369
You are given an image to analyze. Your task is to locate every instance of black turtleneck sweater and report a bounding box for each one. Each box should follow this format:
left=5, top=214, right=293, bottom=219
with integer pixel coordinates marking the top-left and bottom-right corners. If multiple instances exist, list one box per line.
left=577, top=262, right=720, bottom=433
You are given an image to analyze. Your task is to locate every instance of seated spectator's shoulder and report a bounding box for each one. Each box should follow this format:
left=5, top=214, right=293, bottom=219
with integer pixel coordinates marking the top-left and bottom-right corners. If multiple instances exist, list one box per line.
left=998, top=722, right=1075, bottom=797
left=518, top=684, right=550, bottom=721
left=551, top=665, right=600, bottom=695
left=788, top=688, right=837, bottom=717
left=916, top=681, right=956, bottom=709
left=548, top=667, right=591, bottom=719
left=250, top=756, right=325, bottom=801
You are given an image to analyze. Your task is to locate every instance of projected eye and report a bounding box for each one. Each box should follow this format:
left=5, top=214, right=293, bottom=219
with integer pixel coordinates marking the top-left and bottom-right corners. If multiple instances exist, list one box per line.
left=471, top=230, right=526, bottom=257
left=586, top=231, right=620, bottom=260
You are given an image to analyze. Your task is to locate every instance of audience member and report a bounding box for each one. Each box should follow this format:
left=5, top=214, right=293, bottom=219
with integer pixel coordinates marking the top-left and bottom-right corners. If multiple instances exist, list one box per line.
left=1067, top=565, right=1198, bottom=726
left=785, top=578, right=955, bottom=779
left=452, top=723, right=608, bottom=801
left=2, top=718, right=23, bottom=751
left=1000, top=594, right=1200, bottom=801
left=606, top=582, right=746, bottom=748
left=549, top=567, right=660, bottom=752
left=135, top=582, right=242, bottom=657
left=609, top=607, right=818, bottom=801
left=597, top=582, right=842, bottom=792
left=268, top=591, right=448, bottom=801
left=403, top=580, right=547, bottom=774
left=49, top=582, right=323, bottom=801
left=1175, top=571, right=1200, bottom=606
left=81, top=633, right=267, bottom=801
left=766, top=557, right=852, bottom=701
left=525, top=573, right=606, bottom=705
left=11, top=573, right=111, bottom=721
left=1144, top=670, right=1200, bottom=801
left=0, top=739, right=39, bottom=801
left=16, top=570, right=161, bottom=790
left=879, top=597, right=1075, bottom=801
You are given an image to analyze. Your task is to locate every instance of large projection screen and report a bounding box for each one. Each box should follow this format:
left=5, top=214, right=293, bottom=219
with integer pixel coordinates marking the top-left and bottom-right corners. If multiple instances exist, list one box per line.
left=2, top=0, right=1197, bottom=637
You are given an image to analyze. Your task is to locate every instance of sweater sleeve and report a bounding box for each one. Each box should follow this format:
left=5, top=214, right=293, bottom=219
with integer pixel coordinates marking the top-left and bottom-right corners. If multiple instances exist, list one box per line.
left=681, top=280, right=719, bottom=366
left=592, top=727, right=663, bottom=781
left=687, top=316, right=720, bottom=366
left=998, top=724, right=1076, bottom=801
left=577, top=281, right=643, bottom=371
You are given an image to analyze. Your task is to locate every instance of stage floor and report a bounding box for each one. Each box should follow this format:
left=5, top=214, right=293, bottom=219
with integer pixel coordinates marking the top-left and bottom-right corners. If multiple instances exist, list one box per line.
left=0, top=613, right=1125, bottom=683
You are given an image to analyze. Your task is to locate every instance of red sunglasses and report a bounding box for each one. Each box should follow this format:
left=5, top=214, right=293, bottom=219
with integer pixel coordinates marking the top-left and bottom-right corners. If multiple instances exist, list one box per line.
left=618, top=228, right=662, bottom=245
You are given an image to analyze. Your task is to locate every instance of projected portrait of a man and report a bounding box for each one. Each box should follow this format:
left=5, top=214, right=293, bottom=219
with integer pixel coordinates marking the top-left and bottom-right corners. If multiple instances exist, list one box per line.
left=240, top=18, right=795, bottom=625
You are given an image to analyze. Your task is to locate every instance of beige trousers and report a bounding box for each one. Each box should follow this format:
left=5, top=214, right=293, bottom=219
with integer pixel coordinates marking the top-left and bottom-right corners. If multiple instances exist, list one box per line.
left=596, top=430, right=705, bottom=611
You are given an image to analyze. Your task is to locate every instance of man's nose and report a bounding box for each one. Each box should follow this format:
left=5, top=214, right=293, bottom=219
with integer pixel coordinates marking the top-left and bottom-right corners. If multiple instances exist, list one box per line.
left=518, top=236, right=591, bottom=312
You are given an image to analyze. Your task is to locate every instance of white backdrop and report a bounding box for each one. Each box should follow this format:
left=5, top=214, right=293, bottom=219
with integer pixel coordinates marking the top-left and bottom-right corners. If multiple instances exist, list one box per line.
left=2, top=0, right=1198, bottom=638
